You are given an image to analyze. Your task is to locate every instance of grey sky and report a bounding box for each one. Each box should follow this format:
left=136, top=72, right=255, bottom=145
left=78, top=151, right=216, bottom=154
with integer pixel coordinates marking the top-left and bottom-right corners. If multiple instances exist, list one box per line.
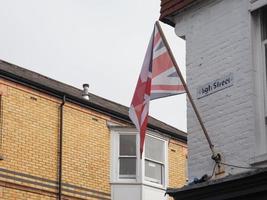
left=0, top=0, right=186, bottom=131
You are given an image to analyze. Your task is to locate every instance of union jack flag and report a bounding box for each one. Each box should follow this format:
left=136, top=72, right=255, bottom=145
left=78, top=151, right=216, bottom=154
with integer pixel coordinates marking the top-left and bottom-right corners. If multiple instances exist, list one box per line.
left=129, top=23, right=185, bottom=157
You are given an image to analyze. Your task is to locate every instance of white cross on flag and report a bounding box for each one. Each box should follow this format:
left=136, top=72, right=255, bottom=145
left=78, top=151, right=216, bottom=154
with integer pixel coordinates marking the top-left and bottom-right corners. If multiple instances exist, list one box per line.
left=129, top=22, right=185, bottom=157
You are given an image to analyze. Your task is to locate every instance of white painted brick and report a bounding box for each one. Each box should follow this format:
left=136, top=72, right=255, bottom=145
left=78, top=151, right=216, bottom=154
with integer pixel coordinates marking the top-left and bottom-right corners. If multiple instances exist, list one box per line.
left=174, top=0, right=257, bottom=178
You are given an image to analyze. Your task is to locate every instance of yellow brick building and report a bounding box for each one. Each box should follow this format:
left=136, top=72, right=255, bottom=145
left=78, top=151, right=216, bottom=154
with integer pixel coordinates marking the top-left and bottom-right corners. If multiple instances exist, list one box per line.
left=0, top=60, right=187, bottom=200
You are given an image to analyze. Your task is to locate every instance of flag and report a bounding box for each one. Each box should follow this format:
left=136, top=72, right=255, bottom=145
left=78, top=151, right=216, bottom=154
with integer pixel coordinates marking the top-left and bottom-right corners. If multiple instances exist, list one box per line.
left=129, top=23, right=185, bottom=157
left=151, top=25, right=185, bottom=100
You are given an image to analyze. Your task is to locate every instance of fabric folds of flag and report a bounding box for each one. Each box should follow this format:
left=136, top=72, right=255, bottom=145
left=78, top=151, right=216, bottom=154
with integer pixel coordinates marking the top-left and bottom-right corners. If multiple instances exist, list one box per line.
left=129, top=23, right=185, bottom=157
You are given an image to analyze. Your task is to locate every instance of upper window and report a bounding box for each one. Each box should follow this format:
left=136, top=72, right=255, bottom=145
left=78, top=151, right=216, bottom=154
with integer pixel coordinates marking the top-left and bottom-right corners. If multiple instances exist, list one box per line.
left=253, top=5, right=267, bottom=157
left=110, top=128, right=167, bottom=187
left=144, top=135, right=165, bottom=184
left=119, top=135, right=136, bottom=178
left=260, top=7, right=267, bottom=131
left=262, top=9, right=267, bottom=110
left=261, top=7, right=267, bottom=41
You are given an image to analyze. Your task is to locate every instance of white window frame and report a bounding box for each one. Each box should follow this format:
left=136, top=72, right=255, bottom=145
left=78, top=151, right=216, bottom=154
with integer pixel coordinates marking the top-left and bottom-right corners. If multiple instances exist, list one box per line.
left=110, top=128, right=140, bottom=183
left=142, top=132, right=168, bottom=189
left=252, top=6, right=267, bottom=159
left=143, top=134, right=166, bottom=186
left=263, top=41, right=267, bottom=114
left=110, top=127, right=168, bottom=188
left=118, top=134, right=137, bottom=179
left=249, top=0, right=267, bottom=12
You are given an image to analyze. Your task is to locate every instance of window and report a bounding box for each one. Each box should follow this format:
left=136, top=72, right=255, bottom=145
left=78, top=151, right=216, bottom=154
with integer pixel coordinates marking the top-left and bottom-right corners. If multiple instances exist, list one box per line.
left=144, top=135, right=165, bottom=185
left=262, top=7, right=267, bottom=119
left=260, top=7, right=267, bottom=159
left=260, top=7, right=267, bottom=154
left=110, top=128, right=169, bottom=200
left=110, top=127, right=167, bottom=187
left=253, top=5, right=267, bottom=157
left=119, top=135, right=136, bottom=178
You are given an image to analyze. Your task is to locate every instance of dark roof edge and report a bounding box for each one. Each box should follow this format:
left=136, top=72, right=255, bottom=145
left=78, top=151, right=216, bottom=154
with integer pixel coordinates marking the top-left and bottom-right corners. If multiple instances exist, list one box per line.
left=159, top=0, right=199, bottom=27
left=159, top=17, right=175, bottom=27
left=166, top=168, right=267, bottom=200
left=0, top=60, right=187, bottom=143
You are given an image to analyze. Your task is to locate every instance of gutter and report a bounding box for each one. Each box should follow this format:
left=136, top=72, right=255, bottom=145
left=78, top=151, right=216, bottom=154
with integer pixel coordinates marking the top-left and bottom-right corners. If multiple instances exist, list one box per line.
left=58, top=95, right=65, bottom=200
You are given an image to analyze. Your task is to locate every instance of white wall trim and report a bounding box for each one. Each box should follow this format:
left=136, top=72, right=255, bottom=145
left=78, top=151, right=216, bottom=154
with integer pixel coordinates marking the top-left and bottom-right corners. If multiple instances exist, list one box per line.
left=250, top=152, right=267, bottom=166
left=249, top=0, right=267, bottom=12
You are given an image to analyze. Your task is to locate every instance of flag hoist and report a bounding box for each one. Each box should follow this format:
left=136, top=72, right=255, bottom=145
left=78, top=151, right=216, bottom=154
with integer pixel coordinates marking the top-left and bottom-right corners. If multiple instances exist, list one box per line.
left=129, top=21, right=219, bottom=162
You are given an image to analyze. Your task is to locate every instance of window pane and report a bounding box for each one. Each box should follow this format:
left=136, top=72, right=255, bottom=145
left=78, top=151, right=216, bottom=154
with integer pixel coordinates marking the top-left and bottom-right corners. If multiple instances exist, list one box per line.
left=145, top=160, right=163, bottom=184
left=120, top=135, right=136, bottom=156
left=261, top=7, right=267, bottom=40
left=119, top=158, right=136, bottom=176
left=145, top=136, right=164, bottom=162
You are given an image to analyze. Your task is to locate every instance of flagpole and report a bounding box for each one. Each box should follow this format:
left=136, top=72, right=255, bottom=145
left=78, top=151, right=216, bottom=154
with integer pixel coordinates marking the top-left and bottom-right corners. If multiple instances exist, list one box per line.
left=155, top=21, right=219, bottom=160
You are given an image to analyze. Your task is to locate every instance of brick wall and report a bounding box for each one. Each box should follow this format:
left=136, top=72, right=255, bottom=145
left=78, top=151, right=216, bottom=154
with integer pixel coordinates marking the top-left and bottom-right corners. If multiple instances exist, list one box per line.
left=0, top=187, right=56, bottom=200
left=0, top=78, right=187, bottom=199
left=173, top=0, right=256, bottom=179
left=168, top=140, right=187, bottom=188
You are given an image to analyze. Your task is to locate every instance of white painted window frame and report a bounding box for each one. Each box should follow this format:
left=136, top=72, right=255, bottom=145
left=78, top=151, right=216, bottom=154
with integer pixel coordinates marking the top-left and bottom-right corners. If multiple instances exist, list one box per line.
left=263, top=40, right=267, bottom=114
left=143, top=134, right=167, bottom=187
left=118, top=134, right=137, bottom=179
left=249, top=0, right=267, bottom=12
left=252, top=6, right=267, bottom=158
left=110, top=128, right=140, bottom=184
left=110, top=127, right=168, bottom=189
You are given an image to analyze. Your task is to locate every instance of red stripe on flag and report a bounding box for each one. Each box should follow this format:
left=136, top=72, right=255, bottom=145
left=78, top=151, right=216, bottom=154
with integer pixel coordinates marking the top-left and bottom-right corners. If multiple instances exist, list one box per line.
left=153, top=31, right=161, bottom=47
left=131, top=79, right=148, bottom=106
left=151, top=85, right=185, bottom=91
left=152, top=51, right=173, bottom=78
left=139, top=115, right=148, bottom=158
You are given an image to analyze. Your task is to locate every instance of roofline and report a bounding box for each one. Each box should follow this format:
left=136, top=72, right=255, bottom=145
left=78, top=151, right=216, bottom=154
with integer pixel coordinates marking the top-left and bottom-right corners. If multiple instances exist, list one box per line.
left=0, top=60, right=187, bottom=143
left=159, top=0, right=199, bottom=27
left=166, top=168, right=267, bottom=200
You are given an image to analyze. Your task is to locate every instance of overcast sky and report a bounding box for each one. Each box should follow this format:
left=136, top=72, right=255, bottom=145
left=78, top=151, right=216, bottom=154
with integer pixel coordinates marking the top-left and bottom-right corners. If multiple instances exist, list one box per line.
left=0, top=0, right=186, bottom=131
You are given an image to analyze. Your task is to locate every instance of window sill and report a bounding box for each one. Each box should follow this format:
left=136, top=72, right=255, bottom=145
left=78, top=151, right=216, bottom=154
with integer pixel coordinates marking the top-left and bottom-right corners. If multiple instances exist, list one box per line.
left=110, top=181, right=166, bottom=191
left=110, top=178, right=138, bottom=184
left=250, top=153, right=267, bottom=167
left=110, top=181, right=141, bottom=185
left=143, top=181, right=166, bottom=191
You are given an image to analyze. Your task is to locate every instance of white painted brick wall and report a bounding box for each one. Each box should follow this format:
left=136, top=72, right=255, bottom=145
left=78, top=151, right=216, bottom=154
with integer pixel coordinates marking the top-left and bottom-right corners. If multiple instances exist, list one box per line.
left=173, top=0, right=257, bottom=179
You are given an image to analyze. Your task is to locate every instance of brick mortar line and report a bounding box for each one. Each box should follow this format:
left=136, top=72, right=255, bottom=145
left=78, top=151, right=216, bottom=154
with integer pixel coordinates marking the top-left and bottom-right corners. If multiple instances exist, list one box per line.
left=0, top=179, right=56, bottom=198
left=0, top=179, right=108, bottom=200
left=0, top=168, right=111, bottom=198
left=169, top=140, right=188, bottom=148
left=0, top=177, right=111, bottom=200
